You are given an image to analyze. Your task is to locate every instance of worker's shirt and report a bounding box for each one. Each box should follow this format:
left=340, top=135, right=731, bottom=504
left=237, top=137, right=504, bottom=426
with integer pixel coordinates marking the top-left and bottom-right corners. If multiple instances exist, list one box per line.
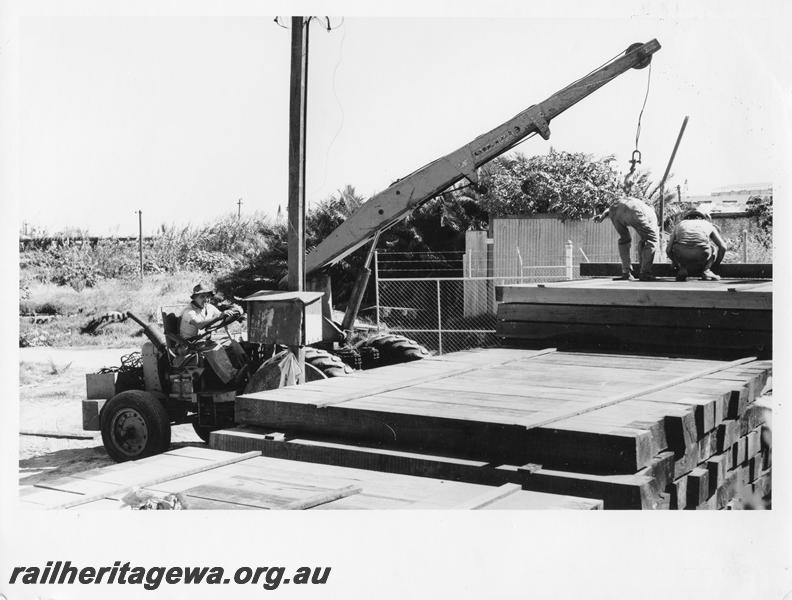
left=670, top=219, right=716, bottom=249
left=180, top=302, right=221, bottom=338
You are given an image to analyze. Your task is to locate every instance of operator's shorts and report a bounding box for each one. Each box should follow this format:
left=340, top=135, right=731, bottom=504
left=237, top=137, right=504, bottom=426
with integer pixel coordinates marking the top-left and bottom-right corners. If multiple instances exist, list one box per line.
left=670, top=243, right=715, bottom=272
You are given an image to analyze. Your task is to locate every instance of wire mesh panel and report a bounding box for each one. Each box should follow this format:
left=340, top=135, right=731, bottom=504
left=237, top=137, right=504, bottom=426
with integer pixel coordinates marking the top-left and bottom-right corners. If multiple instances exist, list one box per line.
left=376, top=272, right=568, bottom=355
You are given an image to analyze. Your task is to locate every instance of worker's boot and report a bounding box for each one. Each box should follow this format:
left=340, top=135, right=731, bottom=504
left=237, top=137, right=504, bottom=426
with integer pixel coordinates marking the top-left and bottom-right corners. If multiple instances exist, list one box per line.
left=701, top=269, right=720, bottom=281
left=614, top=272, right=637, bottom=281
left=615, top=244, right=635, bottom=280
left=675, top=266, right=688, bottom=282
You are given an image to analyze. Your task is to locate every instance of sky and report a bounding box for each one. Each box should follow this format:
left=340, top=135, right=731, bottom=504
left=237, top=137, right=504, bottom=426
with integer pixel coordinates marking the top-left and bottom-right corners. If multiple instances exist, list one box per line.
left=14, top=8, right=792, bottom=236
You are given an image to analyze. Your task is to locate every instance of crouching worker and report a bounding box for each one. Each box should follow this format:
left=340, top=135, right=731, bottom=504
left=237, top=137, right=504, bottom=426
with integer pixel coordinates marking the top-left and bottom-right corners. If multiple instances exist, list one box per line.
left=594, top=196, right=659, bottom=281
left=667, top=208, right=727, bottom=281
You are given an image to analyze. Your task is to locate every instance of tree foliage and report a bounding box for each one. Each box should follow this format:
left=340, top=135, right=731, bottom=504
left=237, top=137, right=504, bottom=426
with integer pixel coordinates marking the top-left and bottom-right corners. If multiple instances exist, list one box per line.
left=746, top=193, right=773, bottom=250
left=746, top=194, right=772, bottom=232
left=475, top=149, right=624, bottom=219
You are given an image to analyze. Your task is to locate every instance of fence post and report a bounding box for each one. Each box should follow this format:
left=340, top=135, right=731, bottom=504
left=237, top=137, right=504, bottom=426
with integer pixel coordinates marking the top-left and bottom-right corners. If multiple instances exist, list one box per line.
left=436, top=279, right=443, bottom=355
left=741, top=229, right=748, bottom=263
left=565, top=240, right=574, bottom=280
left=374, top=250, right=381, bottom=329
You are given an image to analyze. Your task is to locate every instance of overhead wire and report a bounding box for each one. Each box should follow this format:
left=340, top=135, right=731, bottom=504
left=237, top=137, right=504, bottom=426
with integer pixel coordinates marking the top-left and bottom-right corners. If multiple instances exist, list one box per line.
left=310, top=18, right=347, bottom=199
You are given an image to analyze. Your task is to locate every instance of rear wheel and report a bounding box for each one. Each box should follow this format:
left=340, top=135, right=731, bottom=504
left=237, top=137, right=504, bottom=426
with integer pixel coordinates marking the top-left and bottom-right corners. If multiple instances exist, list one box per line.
left=356, top=333, right=430, bottom=366
left=192, top=423, right=221, bottom=444
left=243, top=347, right=352, bottom=393
left=304, top=347, right=353, bottom=378
left=100, top=390, right=171, bottom=462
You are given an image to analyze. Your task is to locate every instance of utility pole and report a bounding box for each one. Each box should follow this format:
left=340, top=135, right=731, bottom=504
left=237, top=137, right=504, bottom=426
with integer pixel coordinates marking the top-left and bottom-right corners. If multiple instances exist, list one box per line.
left=137, top=210, right=143, bottom=279
left=288, top=16, right=309, bottom=293
left=287, top=16, right=310, bottom=384
left=237, top=198, right=243, bottom=218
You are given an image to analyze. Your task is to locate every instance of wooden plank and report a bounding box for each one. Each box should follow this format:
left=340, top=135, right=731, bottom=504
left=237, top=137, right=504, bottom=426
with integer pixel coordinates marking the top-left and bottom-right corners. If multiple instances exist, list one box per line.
left=669, top=475, right=688, bottom=510
left=497, top=321, right=771, bottom=356
left=19, top=487, right=84, bottom=508
left=497, top=280, right=772, bottom=310
left=706, top=454, right=728, bottom=495
left=716, top=420, right=740, bottom=453
left=56, top=451, right=262, bottom=509
left=214, top=427, right=665, bottom=510
left=235, top=351, right=759, bottom=475
left=480, top=491, right=603, bottom=510
left=410, top=483, right=522, bottom=509
left=282, top=485, right=360, bottom=510
left=686, top=467, right=710, bottom=507
left=497, top=303, right=772, bottom=331
left=237, top=347, right=556, bottom=411
left=580, top=262, right=772, bottom=279
left=180, top=476, right=358, bottom=510
left=746, top=429, right=762, bottom=458
left=515, top=357, right=757, bottom=432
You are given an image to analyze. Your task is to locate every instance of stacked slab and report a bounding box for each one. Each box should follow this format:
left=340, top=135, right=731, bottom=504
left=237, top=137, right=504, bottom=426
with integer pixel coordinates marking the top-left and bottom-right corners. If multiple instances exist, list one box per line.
left=495, top=278, right=771, bottom=357
left=213, top=348, right=771, bottom=509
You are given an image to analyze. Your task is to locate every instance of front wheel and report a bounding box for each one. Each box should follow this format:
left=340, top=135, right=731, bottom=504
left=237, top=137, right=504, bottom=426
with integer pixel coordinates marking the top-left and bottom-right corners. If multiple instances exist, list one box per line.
left=100, top=390, right=171, bottom=462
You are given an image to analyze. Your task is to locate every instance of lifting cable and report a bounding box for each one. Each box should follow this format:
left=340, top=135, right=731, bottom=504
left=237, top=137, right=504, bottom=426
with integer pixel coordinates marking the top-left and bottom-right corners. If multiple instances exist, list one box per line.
left=625, top=62, right=653, bottom=189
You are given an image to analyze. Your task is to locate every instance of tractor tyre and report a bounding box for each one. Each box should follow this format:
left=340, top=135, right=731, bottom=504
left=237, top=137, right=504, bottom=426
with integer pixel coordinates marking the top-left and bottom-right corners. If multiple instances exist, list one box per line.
left=100, top=390, right=171, bottom=462
left=304, top=362, right=328, bottom=382
left=304, top=347, right=354, bottom=378
left=192, top=423, right=223, bottom=444
left=355, top=334, right=430, bottom=366
left=243, top=348, right=351, bottom=394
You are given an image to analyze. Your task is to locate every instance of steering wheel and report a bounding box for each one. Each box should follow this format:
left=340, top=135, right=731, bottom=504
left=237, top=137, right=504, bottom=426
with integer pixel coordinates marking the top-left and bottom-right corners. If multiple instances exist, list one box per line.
left=204, top=310, right=244, bottom=333
left=173, top=311, right=244, bottom=353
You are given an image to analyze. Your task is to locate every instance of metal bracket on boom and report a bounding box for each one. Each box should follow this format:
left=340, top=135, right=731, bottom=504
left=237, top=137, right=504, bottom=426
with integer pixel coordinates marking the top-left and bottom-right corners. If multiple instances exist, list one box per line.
left=529, top=107, right=551, bottom=140
left=445, top=146, right=479, bottom=185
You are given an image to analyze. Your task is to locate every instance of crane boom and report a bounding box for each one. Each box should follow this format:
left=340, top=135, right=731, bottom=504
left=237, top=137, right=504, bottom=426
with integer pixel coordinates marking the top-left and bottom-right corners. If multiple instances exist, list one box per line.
left=306, top=39, right=661, bottom=275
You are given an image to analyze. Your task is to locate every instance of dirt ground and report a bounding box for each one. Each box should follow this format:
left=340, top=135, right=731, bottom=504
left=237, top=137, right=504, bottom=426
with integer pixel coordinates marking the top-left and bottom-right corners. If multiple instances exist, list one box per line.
left=18, top=346, right=204, bottom=489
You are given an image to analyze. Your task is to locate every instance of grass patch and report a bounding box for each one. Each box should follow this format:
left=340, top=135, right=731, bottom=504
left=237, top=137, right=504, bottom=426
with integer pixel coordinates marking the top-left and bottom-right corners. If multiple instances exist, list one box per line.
left=19, top=271, right=230, bottom=347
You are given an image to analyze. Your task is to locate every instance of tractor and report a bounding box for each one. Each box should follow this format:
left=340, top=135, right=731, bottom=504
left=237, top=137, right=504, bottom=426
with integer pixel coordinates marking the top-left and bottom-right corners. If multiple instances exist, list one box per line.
left=84, top=300, right=429, bottom=462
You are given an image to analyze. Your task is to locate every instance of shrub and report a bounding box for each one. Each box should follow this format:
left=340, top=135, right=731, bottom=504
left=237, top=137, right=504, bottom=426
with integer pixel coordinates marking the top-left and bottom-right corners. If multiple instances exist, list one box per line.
left=19, top=327, right=53, bottom=347
left=50, top=246, right=99, bottom=290
left=183, top=249, right=238, bottom=273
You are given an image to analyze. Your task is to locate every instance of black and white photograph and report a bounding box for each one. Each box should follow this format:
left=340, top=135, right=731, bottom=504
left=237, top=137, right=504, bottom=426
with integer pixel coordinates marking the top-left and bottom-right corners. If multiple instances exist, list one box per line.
left=2, top=1, right=790, bottom=598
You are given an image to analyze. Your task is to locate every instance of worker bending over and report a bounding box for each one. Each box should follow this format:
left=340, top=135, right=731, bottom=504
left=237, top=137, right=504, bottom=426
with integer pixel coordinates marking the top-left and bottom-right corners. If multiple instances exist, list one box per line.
left=595, top=197, right=659, bottom=281
left=667, top=208, right=726, bottom=281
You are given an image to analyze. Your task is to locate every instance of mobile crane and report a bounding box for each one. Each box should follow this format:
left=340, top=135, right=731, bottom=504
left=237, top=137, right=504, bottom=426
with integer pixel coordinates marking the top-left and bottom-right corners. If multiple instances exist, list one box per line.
left=84, top=39, right=661, bottom=461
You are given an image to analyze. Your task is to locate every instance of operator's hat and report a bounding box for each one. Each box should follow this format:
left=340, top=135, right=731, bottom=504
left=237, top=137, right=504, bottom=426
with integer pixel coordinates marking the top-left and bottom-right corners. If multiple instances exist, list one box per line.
left=684, top=206, right=712, bottom=221
left=191, top=282, right=214, bottom=297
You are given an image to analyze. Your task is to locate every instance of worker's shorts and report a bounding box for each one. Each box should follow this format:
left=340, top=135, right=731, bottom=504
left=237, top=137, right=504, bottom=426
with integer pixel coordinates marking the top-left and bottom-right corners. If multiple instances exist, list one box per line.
left=670, top=243, right=715, bottom=272
left=609, top=200, right=659, bottom=250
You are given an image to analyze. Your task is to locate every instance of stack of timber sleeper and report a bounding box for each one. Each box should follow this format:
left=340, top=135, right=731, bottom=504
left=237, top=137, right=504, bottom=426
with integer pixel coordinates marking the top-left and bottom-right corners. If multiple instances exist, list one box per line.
left=214, top=348, right=771, bottom=510
left=21, top=447, right=603, bottom=510
left=495, top=278, right=772, bottom=357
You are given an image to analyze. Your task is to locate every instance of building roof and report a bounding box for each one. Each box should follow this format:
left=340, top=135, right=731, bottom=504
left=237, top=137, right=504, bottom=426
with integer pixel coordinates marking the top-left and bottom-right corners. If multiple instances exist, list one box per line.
left=685, top=183, right=772, bottom=214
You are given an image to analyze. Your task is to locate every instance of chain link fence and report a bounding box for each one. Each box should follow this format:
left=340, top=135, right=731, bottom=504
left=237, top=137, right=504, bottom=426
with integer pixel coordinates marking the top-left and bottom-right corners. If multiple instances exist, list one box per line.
left=374, top=251, right=569, bottom=355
